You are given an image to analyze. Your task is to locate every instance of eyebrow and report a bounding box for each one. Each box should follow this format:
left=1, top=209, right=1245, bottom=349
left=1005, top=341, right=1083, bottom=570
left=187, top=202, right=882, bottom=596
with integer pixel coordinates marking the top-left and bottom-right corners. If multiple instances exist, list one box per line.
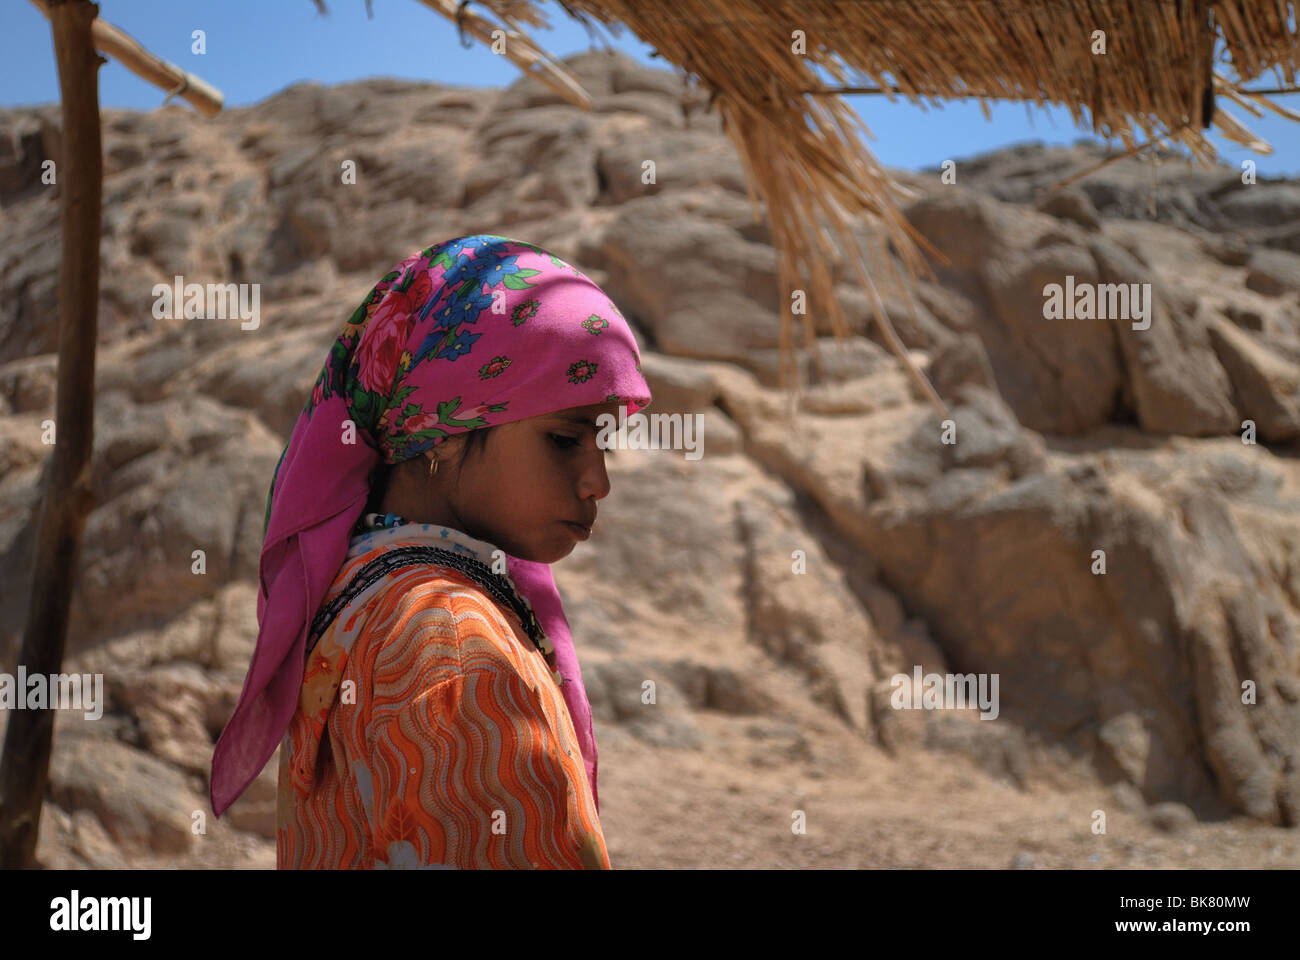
left=550, top=414, right=600, bottom=430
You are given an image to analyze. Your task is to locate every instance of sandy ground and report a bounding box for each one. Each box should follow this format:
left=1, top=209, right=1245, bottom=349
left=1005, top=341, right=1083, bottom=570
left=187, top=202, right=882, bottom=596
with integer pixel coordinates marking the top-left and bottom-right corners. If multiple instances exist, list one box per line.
left=50, top=707, right=1294, bottom=871
left=593, top=716, right=1299, bottom=870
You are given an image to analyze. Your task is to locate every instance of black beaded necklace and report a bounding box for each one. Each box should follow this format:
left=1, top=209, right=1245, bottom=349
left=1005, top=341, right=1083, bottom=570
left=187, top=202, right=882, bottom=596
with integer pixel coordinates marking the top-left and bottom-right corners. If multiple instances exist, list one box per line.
left=311, top=514, right=560, bottom=684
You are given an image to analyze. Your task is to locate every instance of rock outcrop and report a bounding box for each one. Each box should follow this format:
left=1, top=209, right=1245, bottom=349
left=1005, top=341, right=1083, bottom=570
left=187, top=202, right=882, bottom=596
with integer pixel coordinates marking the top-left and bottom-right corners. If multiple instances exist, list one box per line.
left=1, top=49, right=1297, bottom=868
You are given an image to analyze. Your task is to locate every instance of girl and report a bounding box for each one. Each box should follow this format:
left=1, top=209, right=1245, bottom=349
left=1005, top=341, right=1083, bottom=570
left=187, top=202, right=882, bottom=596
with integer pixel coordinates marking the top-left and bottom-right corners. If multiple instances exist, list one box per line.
left=209, top=235, right=652, bottom=869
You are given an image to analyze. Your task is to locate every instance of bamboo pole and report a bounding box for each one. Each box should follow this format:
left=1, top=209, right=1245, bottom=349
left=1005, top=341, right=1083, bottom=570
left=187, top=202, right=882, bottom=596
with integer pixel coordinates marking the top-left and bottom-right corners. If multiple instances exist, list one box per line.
left=799, top=84, right=1300, bottom=98
left=1049, top=121, right=1194, bottom=191
left=29, top=0, right=224, bottom=116
left=0, top=0, right=103, bottom=868
left=412, top=0, right=592, bottom=109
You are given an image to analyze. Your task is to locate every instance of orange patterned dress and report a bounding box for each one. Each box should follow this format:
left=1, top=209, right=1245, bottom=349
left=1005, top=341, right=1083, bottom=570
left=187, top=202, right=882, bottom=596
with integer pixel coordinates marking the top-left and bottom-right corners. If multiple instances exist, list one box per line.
left=275, top=522, right=609, bottom=869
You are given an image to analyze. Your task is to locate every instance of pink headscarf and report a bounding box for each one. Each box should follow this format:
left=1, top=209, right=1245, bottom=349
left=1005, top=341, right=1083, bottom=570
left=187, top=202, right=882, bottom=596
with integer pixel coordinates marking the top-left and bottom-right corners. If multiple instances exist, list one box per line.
left=210, top=235, right=651, bottom=820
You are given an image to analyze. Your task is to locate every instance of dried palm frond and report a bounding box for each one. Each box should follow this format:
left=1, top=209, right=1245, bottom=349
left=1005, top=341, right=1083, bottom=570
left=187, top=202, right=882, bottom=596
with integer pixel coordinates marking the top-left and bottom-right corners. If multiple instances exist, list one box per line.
left=313, top=0, right=1300, bottom=420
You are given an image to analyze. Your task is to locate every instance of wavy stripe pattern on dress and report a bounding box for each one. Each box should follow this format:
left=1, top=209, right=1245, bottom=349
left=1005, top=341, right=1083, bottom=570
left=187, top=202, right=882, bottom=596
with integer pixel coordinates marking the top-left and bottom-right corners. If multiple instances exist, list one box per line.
left=275, top=545, right=610, bottom=870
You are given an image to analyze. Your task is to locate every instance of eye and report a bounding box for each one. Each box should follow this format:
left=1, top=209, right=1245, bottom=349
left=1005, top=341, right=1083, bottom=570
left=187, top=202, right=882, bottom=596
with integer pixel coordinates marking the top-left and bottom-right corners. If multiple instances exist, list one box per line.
left=549, top=433, right=579, bottom=449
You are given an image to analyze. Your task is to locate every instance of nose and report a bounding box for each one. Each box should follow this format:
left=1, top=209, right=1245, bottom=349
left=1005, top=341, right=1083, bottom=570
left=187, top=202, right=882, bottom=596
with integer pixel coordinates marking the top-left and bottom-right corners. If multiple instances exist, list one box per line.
left=578, top=445, right=611, bottom=504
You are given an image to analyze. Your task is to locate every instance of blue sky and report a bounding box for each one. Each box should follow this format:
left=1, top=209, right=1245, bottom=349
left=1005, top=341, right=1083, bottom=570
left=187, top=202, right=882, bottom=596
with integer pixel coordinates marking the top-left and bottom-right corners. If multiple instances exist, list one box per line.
left=4, top=0, right=1298, bottom=177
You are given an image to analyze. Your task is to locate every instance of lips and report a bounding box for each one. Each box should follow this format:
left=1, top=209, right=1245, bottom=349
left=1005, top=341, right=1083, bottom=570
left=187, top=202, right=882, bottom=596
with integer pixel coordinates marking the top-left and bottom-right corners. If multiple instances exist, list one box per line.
left=564, top=521, right=591, bottom=540
left=567, top=512, right=595, bottom=531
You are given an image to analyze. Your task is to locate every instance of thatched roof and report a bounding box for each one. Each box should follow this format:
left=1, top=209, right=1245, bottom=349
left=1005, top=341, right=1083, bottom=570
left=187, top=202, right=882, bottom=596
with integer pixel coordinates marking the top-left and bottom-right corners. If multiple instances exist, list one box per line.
left=318, top=0, right=1300, bottom=418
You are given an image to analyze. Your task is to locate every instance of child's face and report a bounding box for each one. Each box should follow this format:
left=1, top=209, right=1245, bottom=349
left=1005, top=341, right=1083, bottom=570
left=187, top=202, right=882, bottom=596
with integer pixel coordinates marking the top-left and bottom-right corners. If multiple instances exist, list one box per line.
left=382, top=399, right=626, bottom=564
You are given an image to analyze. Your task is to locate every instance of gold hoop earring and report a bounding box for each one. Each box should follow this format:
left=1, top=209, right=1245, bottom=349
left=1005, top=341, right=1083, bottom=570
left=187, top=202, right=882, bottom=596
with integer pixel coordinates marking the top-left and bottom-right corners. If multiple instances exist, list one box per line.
left=428, top=455, right=440, bottom=479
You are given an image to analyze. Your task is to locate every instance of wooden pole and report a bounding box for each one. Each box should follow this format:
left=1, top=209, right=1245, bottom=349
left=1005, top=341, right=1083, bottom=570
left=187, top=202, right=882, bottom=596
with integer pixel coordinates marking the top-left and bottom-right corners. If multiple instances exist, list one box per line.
left=799, top=84, right=1300, bottom=98
left=29, top=0, right=224, bottom=116
left=314, top=0, right=592, bottom=111
left=0, top=0, right=102, bottom=868
left=411, top=0, right=592, bottom=110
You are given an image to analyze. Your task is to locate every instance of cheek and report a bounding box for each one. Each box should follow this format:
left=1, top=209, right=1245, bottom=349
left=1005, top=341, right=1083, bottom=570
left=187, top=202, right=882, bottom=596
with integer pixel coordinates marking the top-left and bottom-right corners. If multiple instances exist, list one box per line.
left=476, top=445, right=558, bottom=514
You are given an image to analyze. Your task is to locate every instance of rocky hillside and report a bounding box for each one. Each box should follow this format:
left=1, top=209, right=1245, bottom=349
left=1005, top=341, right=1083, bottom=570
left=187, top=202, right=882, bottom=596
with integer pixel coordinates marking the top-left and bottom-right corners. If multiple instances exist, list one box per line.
left=1, top=49, right=1298, bottom=868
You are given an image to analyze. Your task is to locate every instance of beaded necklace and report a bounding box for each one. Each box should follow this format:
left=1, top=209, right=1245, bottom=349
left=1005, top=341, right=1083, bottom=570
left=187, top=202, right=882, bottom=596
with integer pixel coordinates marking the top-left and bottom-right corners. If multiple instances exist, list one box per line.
left=336, top=511, right=561, bottom=685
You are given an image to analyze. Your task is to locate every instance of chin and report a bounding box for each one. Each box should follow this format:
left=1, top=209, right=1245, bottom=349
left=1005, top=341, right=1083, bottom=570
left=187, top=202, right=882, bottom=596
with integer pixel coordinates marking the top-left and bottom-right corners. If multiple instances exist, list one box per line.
left=540, top=542, right=576, bottom=563
left=510, top=541, right=573, bottom=565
